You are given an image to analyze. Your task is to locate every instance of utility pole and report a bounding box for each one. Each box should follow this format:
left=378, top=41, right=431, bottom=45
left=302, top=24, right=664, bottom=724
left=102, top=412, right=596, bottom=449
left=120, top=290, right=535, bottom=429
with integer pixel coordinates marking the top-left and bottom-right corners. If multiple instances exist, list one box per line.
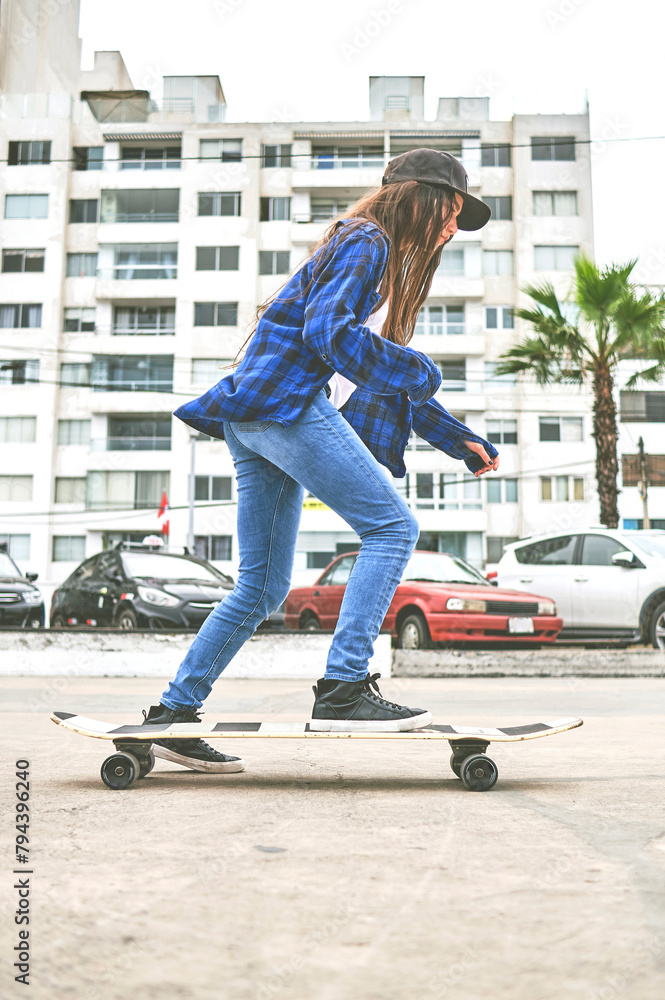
left=637, top=436, right=651, bottom=530
left=187, top=432, right=197, bottom=553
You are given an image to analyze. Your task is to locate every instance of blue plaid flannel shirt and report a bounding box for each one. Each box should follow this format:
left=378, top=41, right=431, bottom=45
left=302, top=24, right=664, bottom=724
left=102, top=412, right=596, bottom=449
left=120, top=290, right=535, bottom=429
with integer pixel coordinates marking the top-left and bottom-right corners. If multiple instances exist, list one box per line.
left=174, top=219, right=498, bottom=478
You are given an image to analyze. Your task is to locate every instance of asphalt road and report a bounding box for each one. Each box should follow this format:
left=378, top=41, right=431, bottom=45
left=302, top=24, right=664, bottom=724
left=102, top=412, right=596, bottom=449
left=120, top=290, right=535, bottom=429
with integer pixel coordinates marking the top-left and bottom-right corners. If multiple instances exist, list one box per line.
left=1, top=675, right=664, bottom=1000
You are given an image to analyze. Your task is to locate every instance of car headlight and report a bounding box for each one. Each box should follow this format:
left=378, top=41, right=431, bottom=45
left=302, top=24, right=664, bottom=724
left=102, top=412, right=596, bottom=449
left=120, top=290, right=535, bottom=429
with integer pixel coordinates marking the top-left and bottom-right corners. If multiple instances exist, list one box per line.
left=137, top=586, right=180, bottom=608
left=538, top=601, right=557, bottom=615
left=24, top=590, right=42, bottom=604
left=446, top=597, right=486, bottom=612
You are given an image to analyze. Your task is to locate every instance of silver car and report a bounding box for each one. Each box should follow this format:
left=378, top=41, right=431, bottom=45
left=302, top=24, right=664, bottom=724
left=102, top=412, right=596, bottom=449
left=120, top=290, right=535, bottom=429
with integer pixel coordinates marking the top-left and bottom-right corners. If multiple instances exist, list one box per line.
left=495, top=528, right=665, bottom=648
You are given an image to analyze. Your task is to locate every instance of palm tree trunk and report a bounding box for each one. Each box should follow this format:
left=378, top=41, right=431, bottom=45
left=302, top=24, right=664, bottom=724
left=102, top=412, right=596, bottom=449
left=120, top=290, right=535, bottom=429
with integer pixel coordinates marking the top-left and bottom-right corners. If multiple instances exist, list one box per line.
left=592, top=364, right=619, bottom=527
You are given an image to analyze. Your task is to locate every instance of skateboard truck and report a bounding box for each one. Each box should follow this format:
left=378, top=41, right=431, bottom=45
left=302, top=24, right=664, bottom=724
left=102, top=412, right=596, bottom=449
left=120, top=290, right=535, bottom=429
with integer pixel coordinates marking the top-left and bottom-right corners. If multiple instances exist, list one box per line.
left=449, top=740, right=497, bottom=792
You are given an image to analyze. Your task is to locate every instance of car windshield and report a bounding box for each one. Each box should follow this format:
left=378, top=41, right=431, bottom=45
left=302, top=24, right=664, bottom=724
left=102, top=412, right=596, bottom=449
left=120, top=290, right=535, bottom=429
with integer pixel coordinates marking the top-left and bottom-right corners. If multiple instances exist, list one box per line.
left=0, top=552, right=22, bottom=579
left=121, top=553, right=225, bottom=584
left=401, top=552, right=489, bottom=586
left=625, top=533, right=665, bottom=559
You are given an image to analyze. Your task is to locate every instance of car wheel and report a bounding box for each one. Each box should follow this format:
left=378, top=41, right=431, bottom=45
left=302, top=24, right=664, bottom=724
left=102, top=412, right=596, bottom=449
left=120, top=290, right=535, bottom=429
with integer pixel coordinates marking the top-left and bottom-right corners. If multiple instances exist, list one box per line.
left=649, top=600, right=665, bottom=650
left=51, top=614, right=67, bottom=629
left=27, top=618, right=42, bottom=629
left=300, top=612, right=321, bottom=631
left=398, top=612, right=430, bottom=651
left=116, top=609, right=138, bottom=630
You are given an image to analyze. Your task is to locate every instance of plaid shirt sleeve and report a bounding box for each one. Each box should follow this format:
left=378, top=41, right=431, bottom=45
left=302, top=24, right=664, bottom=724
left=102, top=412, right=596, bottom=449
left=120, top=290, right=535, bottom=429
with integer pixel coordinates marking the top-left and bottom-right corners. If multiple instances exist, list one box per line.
left=302, top=227, right=442, bottom=405
left=411, top=398, right=500, bottom=474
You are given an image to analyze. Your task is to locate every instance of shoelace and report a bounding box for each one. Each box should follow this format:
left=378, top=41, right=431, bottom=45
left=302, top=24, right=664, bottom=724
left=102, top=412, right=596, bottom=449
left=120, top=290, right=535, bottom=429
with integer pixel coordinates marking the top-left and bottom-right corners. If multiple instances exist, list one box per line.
left=362, top=673, right=402, bottom=711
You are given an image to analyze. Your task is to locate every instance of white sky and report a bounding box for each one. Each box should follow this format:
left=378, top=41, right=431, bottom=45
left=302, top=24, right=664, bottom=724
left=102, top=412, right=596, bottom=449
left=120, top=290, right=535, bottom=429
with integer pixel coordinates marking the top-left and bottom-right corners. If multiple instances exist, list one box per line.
left=79, top=0, right=665, bottom=284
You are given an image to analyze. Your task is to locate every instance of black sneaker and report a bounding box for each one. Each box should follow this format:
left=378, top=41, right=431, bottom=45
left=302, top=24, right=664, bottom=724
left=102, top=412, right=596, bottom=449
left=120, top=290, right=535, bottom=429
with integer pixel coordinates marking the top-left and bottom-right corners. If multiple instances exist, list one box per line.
left=141, top=704, right=245, bottom=773
left=309, top=673, right=432, bottom=732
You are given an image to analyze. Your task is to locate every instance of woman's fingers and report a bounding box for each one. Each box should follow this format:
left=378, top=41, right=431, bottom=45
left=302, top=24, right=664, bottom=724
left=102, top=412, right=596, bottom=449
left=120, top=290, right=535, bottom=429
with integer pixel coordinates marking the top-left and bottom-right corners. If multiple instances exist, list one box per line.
left=463, top=440, right=500, bottom=478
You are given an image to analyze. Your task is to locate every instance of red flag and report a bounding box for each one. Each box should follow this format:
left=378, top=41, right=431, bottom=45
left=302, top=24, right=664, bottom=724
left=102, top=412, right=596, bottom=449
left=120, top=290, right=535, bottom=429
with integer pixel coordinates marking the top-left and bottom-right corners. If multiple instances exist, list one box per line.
left=157, top=490, right=168, bottom=519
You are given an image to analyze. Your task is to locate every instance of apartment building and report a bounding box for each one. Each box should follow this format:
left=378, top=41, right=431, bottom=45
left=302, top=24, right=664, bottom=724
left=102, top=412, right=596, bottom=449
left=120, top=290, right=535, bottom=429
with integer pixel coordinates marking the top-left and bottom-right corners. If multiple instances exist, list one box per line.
left=1, top=1, right=662, bottom=598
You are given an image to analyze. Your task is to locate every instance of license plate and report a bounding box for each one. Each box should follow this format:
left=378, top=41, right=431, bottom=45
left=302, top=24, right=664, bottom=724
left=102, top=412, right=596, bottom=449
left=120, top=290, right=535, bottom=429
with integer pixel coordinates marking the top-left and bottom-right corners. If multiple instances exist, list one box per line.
left=508, top=617, right=534, bottom=634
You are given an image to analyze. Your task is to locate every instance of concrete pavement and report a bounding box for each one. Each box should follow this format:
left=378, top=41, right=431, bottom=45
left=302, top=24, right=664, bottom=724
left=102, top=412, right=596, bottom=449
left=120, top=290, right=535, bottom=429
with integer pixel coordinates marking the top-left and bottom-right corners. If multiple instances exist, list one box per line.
left=1, top=675, right=664, bottom=1000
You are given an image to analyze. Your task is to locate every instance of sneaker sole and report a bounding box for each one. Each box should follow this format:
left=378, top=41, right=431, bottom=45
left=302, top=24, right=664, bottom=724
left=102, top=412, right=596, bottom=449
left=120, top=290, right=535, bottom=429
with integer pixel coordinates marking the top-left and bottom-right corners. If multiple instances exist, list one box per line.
left=308, top=711, right=433, bottom=733
left=151, top=744, right=245, bottom=773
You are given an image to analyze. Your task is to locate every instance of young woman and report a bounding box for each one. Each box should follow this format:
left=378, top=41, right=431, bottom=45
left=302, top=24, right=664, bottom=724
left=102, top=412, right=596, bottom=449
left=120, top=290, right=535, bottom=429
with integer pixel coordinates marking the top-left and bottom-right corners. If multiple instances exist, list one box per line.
left=141, top=148, right=500, bottom=772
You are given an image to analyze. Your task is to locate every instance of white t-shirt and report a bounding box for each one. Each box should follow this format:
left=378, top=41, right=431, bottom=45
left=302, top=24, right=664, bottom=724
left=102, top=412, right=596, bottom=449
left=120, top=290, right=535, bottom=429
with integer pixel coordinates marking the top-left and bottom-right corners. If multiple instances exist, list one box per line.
left=326, top=297, right=389, bottom=410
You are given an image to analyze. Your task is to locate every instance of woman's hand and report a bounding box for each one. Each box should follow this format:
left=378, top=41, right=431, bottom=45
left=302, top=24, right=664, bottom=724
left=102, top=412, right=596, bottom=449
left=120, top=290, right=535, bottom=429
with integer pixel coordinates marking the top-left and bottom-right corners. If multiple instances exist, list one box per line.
left=463, top=440, right=500, bottom=478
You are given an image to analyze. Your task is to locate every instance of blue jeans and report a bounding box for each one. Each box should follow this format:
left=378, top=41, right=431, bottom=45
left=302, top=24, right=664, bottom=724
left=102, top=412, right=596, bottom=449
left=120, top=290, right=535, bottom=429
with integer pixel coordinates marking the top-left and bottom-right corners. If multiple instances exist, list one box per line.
left=160, top=389, right=420, bottom=709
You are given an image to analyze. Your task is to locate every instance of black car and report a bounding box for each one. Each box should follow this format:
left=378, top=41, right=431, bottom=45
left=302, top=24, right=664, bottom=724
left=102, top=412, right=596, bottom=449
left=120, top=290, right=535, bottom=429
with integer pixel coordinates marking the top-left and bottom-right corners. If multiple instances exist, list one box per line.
left=50, top=546, right=234, bottom=630
left=0, top=546, right=44, bottom=628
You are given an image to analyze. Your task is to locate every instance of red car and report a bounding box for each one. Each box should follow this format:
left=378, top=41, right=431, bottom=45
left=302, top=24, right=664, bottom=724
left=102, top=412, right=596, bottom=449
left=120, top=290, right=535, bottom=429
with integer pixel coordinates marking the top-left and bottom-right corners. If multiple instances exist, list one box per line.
left=284, top=550, right=563, bottom=649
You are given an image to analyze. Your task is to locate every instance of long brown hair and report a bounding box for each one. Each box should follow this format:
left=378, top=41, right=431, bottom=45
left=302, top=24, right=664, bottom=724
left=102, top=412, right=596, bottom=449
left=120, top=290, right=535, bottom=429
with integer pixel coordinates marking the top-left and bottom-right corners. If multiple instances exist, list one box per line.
left=229, top=180, right=458, bottom=366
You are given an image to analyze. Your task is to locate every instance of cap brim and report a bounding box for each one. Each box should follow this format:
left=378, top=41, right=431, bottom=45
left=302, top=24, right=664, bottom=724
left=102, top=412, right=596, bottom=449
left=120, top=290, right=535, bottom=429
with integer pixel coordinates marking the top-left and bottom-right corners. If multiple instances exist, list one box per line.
left=453, top=189, right=492, bottom=231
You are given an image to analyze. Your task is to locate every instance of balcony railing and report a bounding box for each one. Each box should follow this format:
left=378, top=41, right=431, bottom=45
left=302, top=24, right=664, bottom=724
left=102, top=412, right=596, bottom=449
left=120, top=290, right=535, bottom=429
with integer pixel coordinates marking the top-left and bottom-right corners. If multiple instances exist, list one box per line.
left=91, top=436, right=172, bottom=451
left=108, top=212, right=180, bottom=223
left=306, top=155, right=386, bottom=170
left=96, top=265, right=177, bottom=280
left=91, top=379, right=174, bottom=393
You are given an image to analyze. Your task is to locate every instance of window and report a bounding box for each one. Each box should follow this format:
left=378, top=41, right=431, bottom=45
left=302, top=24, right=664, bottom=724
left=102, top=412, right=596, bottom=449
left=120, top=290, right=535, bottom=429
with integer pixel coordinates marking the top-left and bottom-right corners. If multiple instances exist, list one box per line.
left=60, top=363, right=90, bottom=387
left=199, top=139, right=242, bottom=162
left=484, top=361, right=516, bottom=386
left=52, top=536, right=86, bottom=562
left=91, top=355, right=174, bottom=393
left=309, top=198, right=350, bottom=222
left=198, top=192, right=241, bottom=217
left=485, top=306, right=514, bottom=329
left=120, top=145, right=181, bottom=169
left=620, top=391, right=665, bottom=422
left=69, top=199, right=98, bottom=223
left=514, top=535, right=577, bottom=565
left=0, top=476, right=33, bottom=501
left=0, top=359, right=39, bottom=384
left=483, top=196, right=512, bottom=220
left=85, top=470, right=169, bottom=509
left=486, top=536, right=519, bottom=563
left=57, top=419, right=91, bottom=445
left=580, top=534, right=630, bottom=567
left=480, top=143, right=511, bottom=167
left=322, top=554, right=356, bottom=583
left=438, top=359, right=466, bottom=391
left=486, top=419, right=517, bottom=445
left=194, top=476, right=232, bottom=501
left=194, top=302, right=238, bottom=326
left=438, top=248, right=465, bottom=275
left=101, top=189, right=180, bottom=223
left=487, top=478, right=518, bottom=503
left=112, top=306, right=175, bottom=335
left=66, top=252, right=97, bottom=277
left=8, top=140, right=51, bottom=165
left=64, top=307, right=96, bottom=333
left=2, top=249, right=45, bottom=273
left=311, top=145, right=383, bottom=169
left=194, top=535, right=233, bottom=561
left=0, top=417, right=36, bottom=443
left=54, top=477, right=86, bottom=503
left=386, top=95, right=409, bottom=111
left=258, top=250, right=290, bottom=275
left=534, top=245, right=578, bottom=271
left=540, top=476, right=585, bottom=501
left=0, top=534, right=30, bottom=561
left=415, top=304, right=465, bottom=336
left=483, top=250, right=514, bottom=275
left=73, top=147, right=103, bottom=171
left=539, top=416, right=583, bottom=442
left=533, top=191, right=578, bottom=216
left=191, top=358, right=231, bottom=385
left=621, top=454, right=665, bottom=487
left=195, top=246, right=239, bottom=271
left=260, top=197, right=291, bottom=222
left=262, top=144, right=292, bottom=167
left=5, top=194, right=48, bottom=219
left=0, top=304, right=42, bottom=328
left=531, top=136, right=576, bottom=161
left=103, top=244, right=178, bottom=280
left=107, top=415, right=171, bottom=451
left=405, top=472, right=481, bottom=511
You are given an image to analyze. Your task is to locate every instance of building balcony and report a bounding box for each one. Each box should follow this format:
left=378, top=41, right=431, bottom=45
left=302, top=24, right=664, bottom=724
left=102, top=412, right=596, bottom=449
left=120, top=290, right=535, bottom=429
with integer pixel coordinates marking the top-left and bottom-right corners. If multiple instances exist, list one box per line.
left=428, top=273, right=485, bottom=298
left=292, top=165, right=385, bottom=190
left=96, top=276, right=178, bottom=299
left=412, top=330, right=485, bottom=356
left=90, top=436, right=172, bottom=452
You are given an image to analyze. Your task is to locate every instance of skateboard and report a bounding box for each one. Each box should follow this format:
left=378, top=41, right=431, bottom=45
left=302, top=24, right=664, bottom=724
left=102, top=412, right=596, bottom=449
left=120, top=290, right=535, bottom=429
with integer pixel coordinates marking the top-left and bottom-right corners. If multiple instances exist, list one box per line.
left=50, top=711, right=583, bottom=792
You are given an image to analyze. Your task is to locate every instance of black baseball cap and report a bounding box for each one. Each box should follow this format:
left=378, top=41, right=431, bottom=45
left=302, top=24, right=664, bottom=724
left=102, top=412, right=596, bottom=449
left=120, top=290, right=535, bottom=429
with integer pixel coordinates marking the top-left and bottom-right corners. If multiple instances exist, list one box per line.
left=382, top=148, right=491, bottom=231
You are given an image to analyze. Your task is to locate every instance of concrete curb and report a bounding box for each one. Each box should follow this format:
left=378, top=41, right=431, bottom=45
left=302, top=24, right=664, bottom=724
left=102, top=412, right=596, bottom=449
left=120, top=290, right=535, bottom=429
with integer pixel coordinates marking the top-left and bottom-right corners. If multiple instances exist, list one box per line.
left=392, top=648, right=665, bottom=677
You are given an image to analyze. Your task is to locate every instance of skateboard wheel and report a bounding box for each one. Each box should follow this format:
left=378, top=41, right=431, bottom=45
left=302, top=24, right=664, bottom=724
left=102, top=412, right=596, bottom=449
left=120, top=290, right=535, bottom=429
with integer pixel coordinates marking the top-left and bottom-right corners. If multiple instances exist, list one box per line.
left=459, top=754, right=498, bottom=792
left=100, top=751, right=140, bottom=790
left=137, top=749, right=155, bottom=778
left=449, top=753, right=463, bottom=779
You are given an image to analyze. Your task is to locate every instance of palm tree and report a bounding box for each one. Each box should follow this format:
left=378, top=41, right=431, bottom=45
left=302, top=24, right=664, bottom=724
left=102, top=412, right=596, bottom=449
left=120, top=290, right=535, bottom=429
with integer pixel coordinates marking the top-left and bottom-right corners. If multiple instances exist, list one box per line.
left=495, top=253, right=665, bottom=527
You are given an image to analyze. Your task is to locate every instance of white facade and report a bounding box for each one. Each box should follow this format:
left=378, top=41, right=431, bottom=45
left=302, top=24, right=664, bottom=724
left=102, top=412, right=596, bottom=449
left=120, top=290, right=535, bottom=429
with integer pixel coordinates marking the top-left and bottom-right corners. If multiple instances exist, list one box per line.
left=1, top=3, right=663, bottom=604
